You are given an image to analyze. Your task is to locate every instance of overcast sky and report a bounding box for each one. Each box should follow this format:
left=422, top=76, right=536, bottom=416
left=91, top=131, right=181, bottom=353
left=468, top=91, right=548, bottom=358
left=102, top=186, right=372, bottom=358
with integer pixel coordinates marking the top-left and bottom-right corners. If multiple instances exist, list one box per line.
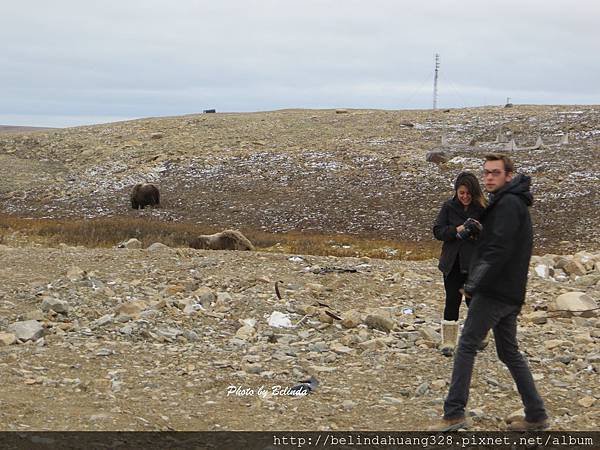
left=2, top=0, right=599, bottom=127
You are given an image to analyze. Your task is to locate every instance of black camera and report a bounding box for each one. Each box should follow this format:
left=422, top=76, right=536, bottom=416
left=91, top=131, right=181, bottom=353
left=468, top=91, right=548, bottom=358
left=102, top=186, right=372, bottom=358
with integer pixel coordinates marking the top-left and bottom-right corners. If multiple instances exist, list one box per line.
left=457, top=218, right=482, bottom=240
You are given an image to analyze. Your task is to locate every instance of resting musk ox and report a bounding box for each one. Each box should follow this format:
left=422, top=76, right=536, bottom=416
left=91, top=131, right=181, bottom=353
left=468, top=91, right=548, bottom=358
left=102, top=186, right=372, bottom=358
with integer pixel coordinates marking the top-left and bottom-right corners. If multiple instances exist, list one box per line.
left=130, top=183, right=160, bottom=209
left=189, top=229, right=254, bottom=251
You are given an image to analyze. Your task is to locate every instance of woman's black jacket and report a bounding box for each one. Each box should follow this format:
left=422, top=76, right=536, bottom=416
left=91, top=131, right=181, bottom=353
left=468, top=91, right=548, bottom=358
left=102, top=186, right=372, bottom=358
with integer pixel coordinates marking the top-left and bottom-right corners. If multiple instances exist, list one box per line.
left=433, top=197, right=484, bottom=275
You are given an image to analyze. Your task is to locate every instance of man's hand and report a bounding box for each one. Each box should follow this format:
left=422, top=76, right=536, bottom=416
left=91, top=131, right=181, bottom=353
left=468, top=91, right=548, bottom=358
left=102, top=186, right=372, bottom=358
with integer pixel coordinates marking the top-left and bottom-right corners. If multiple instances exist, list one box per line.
left=459, top=288, right=472, bottom=299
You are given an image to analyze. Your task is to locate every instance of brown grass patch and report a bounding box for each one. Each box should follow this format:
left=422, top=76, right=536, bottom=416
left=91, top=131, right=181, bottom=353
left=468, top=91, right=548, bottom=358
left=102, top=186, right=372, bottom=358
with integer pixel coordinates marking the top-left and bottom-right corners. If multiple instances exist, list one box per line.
left=0, top=214, right=440, bottom=260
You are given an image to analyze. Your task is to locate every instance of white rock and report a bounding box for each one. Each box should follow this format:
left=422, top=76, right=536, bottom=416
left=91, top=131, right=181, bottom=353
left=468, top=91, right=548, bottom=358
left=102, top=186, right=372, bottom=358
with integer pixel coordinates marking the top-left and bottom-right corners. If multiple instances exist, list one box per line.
left=268, top=311, right=293, bottom=328
left=534, top=264, right=549, bottom=279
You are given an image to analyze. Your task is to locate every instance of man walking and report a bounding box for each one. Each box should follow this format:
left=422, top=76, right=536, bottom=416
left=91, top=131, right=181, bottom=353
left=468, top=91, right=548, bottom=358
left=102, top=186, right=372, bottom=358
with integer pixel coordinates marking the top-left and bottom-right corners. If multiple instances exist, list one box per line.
left=429, top=154, right=549, bottom=431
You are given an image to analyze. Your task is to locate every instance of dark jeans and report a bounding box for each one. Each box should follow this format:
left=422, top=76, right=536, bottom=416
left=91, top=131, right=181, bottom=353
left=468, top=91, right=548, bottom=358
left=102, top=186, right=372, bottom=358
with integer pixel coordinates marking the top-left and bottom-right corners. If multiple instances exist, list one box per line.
left=443, top=259, right=470, bottom=321
left=444, top=293, right=548, bottom=422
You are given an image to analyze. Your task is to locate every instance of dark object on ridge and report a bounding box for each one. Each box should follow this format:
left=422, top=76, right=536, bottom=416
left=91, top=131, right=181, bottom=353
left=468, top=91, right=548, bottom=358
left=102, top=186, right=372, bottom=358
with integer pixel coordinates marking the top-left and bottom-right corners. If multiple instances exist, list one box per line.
left=203, top=109, right=216, bottom=113
left=275, top=281, right=283, bottom=300
left=311, top=266, right=358, bottom=275
left=504, top=103, right=513, bottom=108
left=426, top=150, right=448, bottom=164
left=130, top=183, right=160, bottom=209
left=324, top=310, right=342, bottom=321
left=288, top=376, right=319, bottom=395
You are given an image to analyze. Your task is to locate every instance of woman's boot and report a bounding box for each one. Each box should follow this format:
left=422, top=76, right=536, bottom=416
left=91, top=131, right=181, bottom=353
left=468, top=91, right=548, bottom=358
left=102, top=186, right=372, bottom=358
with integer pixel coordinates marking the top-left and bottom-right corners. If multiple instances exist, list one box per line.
left=440, top=320, right=459, bottom=357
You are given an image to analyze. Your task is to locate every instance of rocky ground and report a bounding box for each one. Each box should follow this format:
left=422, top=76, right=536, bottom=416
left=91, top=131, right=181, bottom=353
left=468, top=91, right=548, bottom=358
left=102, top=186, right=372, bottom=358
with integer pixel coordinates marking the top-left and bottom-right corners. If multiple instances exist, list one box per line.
left=0, top=106, right=598, bottom=252
left=0, top=106, right=598, bottom=431
left=0, top=234, right=598, bottom=431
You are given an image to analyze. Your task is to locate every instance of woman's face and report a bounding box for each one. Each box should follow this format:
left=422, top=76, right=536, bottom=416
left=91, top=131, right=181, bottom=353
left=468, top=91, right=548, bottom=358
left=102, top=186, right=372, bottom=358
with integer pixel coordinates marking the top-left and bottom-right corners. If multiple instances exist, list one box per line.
left=457, top=185, right=472, bottom=207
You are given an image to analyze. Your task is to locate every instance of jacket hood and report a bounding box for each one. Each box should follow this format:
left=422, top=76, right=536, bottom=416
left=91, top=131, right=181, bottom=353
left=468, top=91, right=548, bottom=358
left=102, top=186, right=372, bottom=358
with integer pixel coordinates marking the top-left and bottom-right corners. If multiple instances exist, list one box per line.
left=489, top=174, right=533, bottom=206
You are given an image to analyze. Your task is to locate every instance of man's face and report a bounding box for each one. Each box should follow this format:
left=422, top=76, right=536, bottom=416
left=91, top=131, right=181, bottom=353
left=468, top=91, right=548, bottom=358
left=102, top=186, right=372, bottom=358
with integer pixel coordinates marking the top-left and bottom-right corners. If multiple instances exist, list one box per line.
left=483, top=160, right=513, bottom=193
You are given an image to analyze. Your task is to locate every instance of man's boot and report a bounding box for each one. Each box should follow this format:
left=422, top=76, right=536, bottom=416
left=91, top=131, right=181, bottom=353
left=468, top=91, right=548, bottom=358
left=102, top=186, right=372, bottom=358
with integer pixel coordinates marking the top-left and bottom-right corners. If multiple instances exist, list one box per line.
left=440, top=320, right=459, bottom=357
left=428, top=415, right=471, bottom=432
left=506, top=416, right=550, bottom=431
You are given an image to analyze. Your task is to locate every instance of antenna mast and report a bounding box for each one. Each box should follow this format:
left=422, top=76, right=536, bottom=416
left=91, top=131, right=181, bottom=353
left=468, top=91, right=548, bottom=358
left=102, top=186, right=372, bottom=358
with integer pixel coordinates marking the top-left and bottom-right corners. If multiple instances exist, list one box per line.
left=433, top=53, right=440, bottom=110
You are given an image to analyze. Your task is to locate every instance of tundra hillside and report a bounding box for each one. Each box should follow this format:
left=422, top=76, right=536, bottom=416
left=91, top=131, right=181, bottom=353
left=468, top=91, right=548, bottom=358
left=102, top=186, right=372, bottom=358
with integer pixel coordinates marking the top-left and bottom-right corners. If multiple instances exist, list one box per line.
left=0, top=106, right=598, bottom=254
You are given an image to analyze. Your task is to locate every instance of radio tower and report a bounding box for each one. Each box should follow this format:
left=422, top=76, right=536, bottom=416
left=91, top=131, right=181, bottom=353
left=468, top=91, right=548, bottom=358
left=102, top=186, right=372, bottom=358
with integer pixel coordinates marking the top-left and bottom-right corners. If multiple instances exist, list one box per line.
left=433, top=53, right=440, bottom=110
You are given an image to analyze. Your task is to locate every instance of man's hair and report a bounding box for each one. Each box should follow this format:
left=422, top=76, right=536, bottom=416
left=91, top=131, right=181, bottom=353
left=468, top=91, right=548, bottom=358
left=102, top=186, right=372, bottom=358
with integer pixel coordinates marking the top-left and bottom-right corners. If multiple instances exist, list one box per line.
left=484, top=153, right=515, bottom=173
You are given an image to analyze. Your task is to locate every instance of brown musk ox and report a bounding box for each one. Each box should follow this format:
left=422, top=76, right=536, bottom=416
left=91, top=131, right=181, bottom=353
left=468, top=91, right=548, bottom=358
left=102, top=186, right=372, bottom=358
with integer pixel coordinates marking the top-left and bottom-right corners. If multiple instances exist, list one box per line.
left=189, top=229, right=255, bottom=251
left=130, top=183, right=160, bottom=209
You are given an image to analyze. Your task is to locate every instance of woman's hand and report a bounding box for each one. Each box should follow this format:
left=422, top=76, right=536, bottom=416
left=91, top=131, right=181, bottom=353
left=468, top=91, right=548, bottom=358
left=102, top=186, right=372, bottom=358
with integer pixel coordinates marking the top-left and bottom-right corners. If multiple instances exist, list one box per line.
left=456, top=225, right=465, bottom=233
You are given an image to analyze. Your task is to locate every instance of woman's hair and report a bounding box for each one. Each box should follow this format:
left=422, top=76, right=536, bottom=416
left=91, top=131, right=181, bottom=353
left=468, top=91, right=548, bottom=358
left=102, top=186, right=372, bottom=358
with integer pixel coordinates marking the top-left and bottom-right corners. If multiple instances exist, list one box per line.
left=454, top=171, right=487, bottom=208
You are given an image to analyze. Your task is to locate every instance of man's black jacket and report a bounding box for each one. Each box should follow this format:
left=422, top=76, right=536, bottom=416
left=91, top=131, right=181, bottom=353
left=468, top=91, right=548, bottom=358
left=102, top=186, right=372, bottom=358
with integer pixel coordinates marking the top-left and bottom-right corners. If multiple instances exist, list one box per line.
left=464, top=174, right=533, bottom=305
left=433, top=197, right=484, bottom=275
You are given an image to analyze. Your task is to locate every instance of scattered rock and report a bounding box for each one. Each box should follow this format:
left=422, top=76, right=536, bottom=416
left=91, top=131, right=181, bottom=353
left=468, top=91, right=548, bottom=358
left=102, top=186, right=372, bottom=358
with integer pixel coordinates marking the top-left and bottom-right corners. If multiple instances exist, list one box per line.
left=146, top=242, right=172, bottom=252
left=193, top=287, right=217, bottom=309
left=342, top=400, right=356, bottom=410
left=415, top=382, right=429, bottom=396
left=66, top=266, right=86, bottom=282
left=41, top=297, right=70, bottom=314
left=364, top=310, right=395, bottom=332
left=418, top=326, right=441, bottom=344
left=8, top=320, right=44, bottom=342
left=114, top=300, right=147, bottom=319
left=523, top=310, right=548, bottom=325
left=341, top=310, right=362, bottom=329
left=577, top=397, right=596, bottom=408
left=0, top=332, right=17, bottom=346
left=563, top=260, right=587, bottom=277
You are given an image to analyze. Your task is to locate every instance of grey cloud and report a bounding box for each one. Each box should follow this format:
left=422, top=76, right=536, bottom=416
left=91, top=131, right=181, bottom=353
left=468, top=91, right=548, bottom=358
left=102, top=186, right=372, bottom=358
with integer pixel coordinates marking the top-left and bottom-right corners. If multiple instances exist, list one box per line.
left=2, top=0, right=599, bottom=126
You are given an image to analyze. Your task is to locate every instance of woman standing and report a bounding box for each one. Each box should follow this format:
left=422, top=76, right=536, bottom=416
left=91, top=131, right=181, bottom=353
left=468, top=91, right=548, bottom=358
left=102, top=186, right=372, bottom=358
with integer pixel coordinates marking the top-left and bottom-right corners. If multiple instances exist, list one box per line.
left=433, top=172, right=486, bottom=356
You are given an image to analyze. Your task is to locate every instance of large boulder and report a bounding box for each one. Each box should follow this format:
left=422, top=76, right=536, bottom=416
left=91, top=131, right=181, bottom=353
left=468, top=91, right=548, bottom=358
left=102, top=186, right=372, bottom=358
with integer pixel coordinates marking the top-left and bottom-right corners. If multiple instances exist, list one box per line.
left=550, top=292, right=598, bottom=317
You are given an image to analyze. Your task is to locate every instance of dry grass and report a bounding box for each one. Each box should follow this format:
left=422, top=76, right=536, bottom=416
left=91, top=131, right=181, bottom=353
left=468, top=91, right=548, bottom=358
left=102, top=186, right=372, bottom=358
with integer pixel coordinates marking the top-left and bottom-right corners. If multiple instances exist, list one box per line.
left=0, top=214, right=440, bottom=260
